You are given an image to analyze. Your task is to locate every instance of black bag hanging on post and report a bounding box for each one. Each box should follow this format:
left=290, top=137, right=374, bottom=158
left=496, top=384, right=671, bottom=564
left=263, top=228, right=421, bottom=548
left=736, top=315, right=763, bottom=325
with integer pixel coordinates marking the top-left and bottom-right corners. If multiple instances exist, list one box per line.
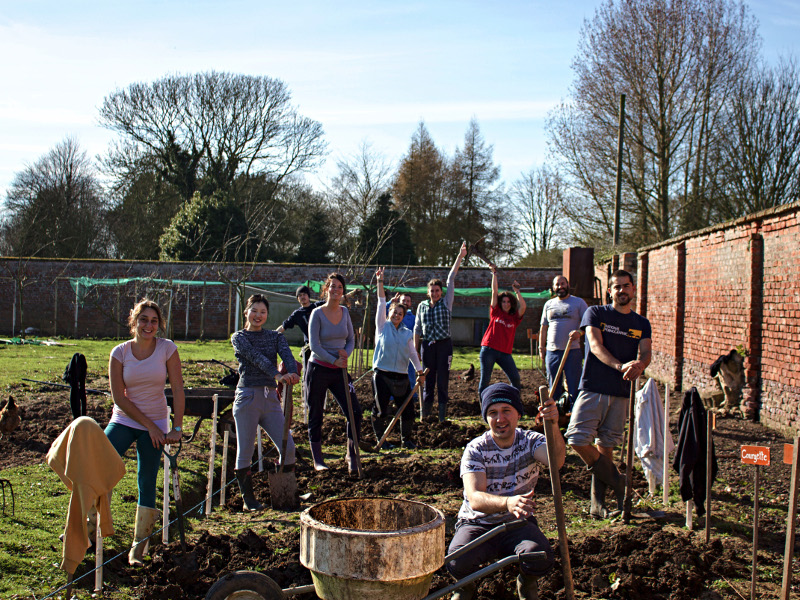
left=63, top=353, right=88, bottom=419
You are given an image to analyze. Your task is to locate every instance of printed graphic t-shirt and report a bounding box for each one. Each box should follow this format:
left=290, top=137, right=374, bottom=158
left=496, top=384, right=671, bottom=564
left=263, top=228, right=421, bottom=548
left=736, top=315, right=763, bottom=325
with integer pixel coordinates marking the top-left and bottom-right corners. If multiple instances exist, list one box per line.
left=481, top=305, right=523, bottom=354
left=457, top=429, right=546, bottom=525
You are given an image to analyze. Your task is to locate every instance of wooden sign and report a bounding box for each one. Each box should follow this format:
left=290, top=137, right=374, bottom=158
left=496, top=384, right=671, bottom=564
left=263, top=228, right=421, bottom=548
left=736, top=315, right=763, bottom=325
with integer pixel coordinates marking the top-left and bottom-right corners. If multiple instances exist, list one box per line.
left=527, top=328, right=534, bottom=339
left=785, top=444, right=795, bottom=465
left=741, top=445, right=770, bottom=466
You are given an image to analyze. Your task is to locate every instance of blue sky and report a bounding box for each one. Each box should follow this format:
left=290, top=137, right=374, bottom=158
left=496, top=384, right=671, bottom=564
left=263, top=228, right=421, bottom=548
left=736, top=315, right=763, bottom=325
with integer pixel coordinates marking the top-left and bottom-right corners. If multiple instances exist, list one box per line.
left=1, top=0, right=798, bottom=202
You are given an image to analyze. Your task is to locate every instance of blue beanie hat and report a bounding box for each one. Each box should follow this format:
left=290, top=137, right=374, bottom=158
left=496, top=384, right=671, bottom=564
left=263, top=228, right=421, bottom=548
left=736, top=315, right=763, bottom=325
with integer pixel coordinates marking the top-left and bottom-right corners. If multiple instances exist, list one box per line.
left=480, top=383, right=524, bottom=421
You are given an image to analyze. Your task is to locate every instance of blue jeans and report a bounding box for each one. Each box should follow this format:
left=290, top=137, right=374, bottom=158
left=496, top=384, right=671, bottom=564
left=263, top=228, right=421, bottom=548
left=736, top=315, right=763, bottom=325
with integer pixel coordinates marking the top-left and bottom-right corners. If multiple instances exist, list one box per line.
left=105, top=422, right=162, bottom=508
left=545, top=348, right=583, bottom=410
left=478, top=346, right=521, bottom=394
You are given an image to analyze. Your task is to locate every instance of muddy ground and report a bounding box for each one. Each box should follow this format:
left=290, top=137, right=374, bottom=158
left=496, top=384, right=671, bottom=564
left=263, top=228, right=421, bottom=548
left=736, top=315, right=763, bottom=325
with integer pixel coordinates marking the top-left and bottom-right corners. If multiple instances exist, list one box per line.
left=1, top=363, right=797, bottom=599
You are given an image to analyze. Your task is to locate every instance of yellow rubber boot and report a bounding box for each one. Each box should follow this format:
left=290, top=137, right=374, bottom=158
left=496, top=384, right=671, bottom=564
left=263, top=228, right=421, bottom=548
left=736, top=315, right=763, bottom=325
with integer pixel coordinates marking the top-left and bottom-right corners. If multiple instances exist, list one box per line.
left=128, top=505, right=160, bottom=567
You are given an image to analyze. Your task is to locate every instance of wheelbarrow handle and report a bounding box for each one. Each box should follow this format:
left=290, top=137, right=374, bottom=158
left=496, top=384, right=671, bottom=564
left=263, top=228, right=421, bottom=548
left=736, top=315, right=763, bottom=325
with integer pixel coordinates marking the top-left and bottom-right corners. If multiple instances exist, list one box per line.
left=443, top=518, right=526, bottom=563
left=421, top=551, right=549, bottom=600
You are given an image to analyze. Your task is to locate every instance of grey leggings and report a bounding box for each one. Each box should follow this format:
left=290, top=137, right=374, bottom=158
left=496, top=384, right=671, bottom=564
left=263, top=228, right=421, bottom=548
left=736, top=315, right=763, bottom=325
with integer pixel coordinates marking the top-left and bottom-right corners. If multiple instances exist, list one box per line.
left=233, top=386, right=296, bottom=470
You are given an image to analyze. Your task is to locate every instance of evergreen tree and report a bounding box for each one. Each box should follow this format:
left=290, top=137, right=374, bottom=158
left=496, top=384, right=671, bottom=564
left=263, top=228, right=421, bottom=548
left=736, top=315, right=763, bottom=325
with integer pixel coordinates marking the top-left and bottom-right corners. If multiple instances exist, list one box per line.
left=294, top=205, right=332, bottom=263
left=356, top=193, right=416, bottom=265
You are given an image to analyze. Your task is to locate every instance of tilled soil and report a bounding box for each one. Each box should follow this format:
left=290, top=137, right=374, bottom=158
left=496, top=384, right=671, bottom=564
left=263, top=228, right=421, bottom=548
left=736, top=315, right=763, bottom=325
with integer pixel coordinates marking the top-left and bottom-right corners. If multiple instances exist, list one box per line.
left=2, top=363, right=796, bottom=599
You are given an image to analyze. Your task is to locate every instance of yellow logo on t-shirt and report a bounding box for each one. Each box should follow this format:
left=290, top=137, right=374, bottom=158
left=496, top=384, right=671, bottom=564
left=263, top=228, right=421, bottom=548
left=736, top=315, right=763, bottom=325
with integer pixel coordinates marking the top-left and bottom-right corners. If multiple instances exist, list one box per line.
left=629, top=329, right=642, bottom=339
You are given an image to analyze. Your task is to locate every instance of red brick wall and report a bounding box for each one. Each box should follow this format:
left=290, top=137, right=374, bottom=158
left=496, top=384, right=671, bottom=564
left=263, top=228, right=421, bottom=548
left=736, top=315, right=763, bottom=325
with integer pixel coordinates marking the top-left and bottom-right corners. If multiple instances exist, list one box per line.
left=0, top=258, right=561, bottom=349
left=638, top=201, right=800, bottom=434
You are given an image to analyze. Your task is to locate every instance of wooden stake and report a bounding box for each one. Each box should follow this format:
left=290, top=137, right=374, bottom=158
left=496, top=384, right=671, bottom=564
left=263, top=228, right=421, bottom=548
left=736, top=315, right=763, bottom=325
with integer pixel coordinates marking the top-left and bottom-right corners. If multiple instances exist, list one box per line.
left=623, top=380, right=637, bottom=524
left=781, top=436, right=800, bottom=600
left=751, top=464, right=760, bottom=600
left=528, top=329, right=534, bottom=370
left=686, top=500, right=694, bottom=529
left=94, top=513, right=103, bottom=593
left=205, top=394, right=219, bottom=515
left=220, top=428, right=230, bottom=506
left=538, top=385, right=575, bottom=600
left=662, top=385, right=670, bottom=506
left=704, top=413, right=713, bottom=543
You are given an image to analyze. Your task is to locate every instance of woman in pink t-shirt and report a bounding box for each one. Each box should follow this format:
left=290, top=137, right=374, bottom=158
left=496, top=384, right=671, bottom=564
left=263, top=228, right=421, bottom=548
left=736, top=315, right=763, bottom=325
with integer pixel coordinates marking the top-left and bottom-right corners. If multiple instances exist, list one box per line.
left=105, top=299, right=185, bottom=567
left=478, top=264, right=527, bottom=394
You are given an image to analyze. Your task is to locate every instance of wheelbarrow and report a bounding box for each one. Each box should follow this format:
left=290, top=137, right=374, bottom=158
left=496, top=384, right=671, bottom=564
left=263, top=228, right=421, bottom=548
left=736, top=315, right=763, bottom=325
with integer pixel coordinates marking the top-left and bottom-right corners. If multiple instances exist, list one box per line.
left=204, top=497, right=549, bottom=600
left=166, top=388, right=236, bottom=441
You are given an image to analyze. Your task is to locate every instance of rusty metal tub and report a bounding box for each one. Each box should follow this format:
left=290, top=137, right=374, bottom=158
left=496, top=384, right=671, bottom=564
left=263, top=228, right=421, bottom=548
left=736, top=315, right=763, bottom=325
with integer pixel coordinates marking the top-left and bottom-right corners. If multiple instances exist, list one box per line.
left=300, top=497, right=445, bottom=600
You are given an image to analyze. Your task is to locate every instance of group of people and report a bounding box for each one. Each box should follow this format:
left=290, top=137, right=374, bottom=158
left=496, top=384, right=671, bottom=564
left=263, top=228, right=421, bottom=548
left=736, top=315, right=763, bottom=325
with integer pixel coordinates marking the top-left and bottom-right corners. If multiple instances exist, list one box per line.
left=99, top=261, right=651, bottom=600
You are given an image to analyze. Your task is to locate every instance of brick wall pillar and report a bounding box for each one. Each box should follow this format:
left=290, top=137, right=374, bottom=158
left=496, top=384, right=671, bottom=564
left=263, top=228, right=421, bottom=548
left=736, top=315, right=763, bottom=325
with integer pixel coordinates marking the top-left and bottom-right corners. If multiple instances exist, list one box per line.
left=674, top=242, right=686, bottom=389
left=746, top=229, right=764, bottom=414
left=562, top=247, right=594, bottom=300
left=638, top=251, right=648, bottom=318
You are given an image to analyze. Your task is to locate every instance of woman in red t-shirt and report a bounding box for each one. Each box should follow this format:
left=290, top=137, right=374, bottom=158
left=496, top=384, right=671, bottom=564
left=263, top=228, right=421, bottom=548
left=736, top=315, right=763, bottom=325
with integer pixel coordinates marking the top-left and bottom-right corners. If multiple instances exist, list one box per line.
left=478, top=264, right=527, bottom=394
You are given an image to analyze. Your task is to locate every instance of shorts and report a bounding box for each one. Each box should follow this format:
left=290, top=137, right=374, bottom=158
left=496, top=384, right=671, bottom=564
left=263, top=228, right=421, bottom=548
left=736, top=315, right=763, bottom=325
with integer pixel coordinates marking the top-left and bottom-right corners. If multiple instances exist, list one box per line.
left=564, top=390, right=628, bottom=448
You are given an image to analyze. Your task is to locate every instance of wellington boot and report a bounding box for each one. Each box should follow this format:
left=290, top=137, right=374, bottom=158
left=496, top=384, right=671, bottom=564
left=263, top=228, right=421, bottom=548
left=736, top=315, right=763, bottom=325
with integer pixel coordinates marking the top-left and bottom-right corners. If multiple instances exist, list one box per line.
left=516, top=574, right=539, bottom=600
left=128, top=505, right=160, bottom=567
left=589, top=474, right=609, bottom=519
left=451, top=581, right=476, bottom=600
left=235, top=468, right=264, bottom=512
left=421, top=401, right=434, bottom=418
left=346, top=440, right=359, bottom=476
left=372, top=415, right=394, bottom=450
left=438, top=403, right=448, bottom=423
left=401, top=420, right=416, bottom=449
left=589, top=454, right=625, bottom=513
left=310, top=442, right=329, bottom=471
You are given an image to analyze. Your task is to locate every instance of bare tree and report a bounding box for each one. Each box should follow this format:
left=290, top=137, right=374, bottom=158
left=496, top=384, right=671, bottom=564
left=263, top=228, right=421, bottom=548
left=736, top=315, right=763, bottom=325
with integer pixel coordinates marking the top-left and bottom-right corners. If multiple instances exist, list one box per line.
left=1, top=137, right=109, bottom=258
left=511, top=166, right=567, bottom=255
left=326, top=141, right=393, bottom=234
left=719, top=56, right=800, bottom=217
left=98, top=71, right=327, bottom=200
left=548, top=0, right=760, bottom=247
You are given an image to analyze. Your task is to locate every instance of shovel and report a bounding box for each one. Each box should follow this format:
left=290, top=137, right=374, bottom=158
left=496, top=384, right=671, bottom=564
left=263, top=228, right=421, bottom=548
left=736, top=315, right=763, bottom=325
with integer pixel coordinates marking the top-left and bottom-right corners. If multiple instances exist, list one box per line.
left=269, top=383, right=299, bottom=510
left=161, top=442, right=187, bottom=551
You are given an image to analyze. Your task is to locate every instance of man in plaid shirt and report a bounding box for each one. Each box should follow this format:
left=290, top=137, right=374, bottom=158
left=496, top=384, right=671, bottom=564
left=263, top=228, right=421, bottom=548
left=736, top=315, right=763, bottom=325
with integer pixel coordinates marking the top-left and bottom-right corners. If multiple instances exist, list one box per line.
left=414, top=242, right=467, bottom=422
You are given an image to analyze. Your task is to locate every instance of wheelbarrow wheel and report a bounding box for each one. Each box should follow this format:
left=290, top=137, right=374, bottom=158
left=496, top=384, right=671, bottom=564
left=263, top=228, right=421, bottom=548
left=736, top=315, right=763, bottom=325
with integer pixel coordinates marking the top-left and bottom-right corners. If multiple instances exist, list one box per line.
left=205, top=570, right=284, bottom=600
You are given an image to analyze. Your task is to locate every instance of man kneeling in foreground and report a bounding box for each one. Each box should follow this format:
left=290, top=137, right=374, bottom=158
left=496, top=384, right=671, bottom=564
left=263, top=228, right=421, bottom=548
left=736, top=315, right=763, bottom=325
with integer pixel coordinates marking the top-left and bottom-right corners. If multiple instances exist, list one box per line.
left=447, top=383, right=564, bottom=600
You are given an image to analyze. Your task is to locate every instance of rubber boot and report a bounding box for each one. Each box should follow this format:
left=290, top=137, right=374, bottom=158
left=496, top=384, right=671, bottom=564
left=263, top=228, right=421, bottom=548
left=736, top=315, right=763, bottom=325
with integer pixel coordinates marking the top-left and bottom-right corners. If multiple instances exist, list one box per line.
left=401, top=419, right=416, bottom=449
left=451, top=582, right=476, bottom=600
left=438, top=403, right=448, bottom=423
left=235, top=468, right=264, bottom=512
left=589, top=474, right=609, bottom=519
left=346, top=439, right=358, bottom=476
left=372, top=415, right=395, bottom=450
left=421, top=401, right=433, bottom=418
left=588, top=454, right=625, bottom=514
left=516, top=574, right=539, bottom=600
left=310, top=441, right=329, bottom=471
left=128, top=505, right=160, bottom=567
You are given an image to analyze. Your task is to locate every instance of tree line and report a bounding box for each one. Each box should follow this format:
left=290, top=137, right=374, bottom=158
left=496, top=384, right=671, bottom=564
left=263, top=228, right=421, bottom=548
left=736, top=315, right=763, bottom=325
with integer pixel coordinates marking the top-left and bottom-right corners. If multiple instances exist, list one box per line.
left=2, top=0, right=798, bottom=265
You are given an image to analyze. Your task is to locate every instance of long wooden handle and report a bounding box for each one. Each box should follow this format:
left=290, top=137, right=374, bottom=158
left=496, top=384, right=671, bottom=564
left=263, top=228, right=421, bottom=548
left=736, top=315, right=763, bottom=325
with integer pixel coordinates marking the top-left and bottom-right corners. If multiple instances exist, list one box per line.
left=279, top=383, right=293, bottom=472
left=547, top=345, right=572, bottom=401
left=538, top=385, right=575, bottom=599
left=623, top=380, right=637, bottom=524
left=375, top=368, right=430, bottom=451
left=341, top=368, right=362, bottom=478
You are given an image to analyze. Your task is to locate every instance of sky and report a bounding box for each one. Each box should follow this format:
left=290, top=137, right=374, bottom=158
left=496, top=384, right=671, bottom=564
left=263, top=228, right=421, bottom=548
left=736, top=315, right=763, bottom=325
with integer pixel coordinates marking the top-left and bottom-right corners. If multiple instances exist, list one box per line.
left=1, top=0, right=799, bottom=204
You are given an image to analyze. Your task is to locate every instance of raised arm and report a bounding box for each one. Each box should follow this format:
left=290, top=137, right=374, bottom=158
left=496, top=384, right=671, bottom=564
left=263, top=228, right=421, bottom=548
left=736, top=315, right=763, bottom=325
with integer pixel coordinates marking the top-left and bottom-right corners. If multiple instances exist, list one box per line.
left=444, top=241, right=468, bottom=311
left=489, top=264, right=499, bottom=308
left=512, top=280, right=526, bottom=316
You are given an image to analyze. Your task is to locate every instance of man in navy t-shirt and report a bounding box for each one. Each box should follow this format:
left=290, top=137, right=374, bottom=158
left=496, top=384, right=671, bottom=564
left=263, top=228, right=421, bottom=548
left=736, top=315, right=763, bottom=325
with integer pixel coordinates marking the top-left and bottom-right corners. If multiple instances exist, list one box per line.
left=565, top=270, right=652, bottom=519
